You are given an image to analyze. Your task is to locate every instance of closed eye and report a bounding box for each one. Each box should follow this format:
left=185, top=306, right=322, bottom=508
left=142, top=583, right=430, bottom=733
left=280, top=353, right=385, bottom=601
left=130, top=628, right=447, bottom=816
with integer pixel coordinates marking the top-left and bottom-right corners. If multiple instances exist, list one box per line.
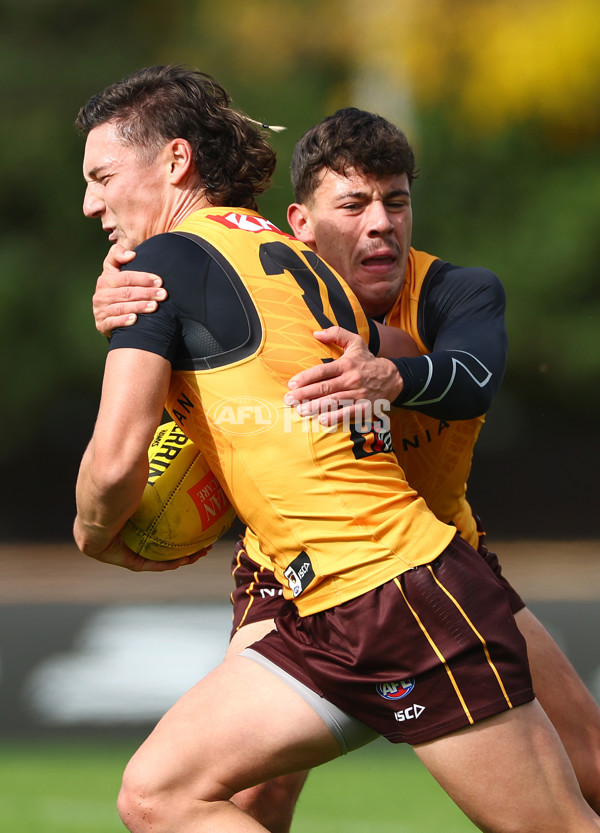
left=385, top=200, right=410, bottom=210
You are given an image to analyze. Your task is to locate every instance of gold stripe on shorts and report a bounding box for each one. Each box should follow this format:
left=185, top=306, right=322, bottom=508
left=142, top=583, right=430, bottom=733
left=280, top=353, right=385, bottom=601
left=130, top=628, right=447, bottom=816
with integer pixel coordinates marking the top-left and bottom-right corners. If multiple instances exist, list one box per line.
left=393, top=576, right=474, bottom=724
left=234, top=583, right=256, bottom=632
left=425, top=564, right=513, bottom=708
left=231, top=556, right=264, bottom=632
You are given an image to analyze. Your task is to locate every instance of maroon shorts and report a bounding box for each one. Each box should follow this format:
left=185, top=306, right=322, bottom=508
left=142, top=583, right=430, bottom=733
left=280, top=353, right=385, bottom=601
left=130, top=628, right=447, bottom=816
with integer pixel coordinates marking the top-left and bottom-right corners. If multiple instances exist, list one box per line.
left=230, top=526, right=526, bottom=638
left=250, top=535, right=534, bottom=745
left=230, top=540, right=285, bottom=636
left=475, top=517, right=525, bottom=615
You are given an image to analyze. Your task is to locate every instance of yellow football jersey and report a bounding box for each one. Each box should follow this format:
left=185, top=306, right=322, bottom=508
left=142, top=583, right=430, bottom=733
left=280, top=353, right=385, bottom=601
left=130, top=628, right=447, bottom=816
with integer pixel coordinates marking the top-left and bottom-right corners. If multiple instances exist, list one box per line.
left=244, top=248, right=484, bottom=581
left=165, top=208, right=455, bottom=616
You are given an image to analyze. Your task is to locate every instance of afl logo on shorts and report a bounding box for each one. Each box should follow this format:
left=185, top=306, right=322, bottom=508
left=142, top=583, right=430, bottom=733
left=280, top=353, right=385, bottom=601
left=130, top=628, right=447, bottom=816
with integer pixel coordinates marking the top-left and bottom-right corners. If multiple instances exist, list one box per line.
left=376, top=679, right=415, bottom=700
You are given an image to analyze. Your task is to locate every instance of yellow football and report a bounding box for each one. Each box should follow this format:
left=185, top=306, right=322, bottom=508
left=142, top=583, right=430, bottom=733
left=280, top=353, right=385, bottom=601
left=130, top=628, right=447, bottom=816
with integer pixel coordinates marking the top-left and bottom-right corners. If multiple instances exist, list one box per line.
left=121, top=421, right=236, bottom=561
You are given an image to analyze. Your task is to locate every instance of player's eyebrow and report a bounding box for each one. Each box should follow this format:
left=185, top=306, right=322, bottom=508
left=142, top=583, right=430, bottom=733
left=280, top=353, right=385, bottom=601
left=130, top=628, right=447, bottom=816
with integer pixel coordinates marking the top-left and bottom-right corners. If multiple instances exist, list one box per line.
left=336, top=187, right=411, bottom=201
left=84, top=164, right=108, bottom=182
left=384, top=188, right=411, bottom=199
left=336, top=189, right=367, bottom=200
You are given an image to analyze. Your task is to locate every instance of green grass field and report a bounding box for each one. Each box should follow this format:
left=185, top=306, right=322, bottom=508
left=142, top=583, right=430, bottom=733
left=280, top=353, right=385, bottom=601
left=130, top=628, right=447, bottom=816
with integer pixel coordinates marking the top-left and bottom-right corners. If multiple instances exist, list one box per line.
left=0, top=737, right=476, bottom=832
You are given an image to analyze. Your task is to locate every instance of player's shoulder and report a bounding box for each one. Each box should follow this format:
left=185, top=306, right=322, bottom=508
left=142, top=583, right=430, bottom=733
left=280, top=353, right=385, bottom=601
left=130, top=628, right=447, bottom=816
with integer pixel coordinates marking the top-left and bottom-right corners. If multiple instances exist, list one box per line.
left=131, top=231, right=213, bottom=282
left=134, top=230, right=209, bottom=261
left=439, top=261, right=502, bottom=288
left=425, top=260, right=505, bottom=302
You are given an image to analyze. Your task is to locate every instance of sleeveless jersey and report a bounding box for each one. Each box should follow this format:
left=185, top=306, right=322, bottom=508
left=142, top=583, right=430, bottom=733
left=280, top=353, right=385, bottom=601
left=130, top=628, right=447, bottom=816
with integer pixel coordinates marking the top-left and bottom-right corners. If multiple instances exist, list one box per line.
left=163, top=208, right=455, bottom=616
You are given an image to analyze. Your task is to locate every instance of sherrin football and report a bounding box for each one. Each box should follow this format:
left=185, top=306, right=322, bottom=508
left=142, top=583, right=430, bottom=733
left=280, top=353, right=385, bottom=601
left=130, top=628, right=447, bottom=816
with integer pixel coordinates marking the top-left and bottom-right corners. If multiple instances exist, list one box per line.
left=121, top=421, right=236, bottom=561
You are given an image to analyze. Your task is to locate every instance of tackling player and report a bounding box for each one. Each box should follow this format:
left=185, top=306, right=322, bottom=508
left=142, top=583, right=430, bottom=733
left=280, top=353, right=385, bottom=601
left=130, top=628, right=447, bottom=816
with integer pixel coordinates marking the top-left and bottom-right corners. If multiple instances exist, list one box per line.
left=94, top=105, right=600, bottom=831
left=75, top=65, right=600, bottom=833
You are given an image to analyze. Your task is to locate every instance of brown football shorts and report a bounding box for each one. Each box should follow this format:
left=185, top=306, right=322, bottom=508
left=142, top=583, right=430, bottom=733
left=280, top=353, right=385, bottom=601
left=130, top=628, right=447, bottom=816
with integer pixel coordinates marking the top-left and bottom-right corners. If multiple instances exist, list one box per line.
left=248, top=534, right=534, bottom=745
left=230, top=525, right=526, bottom=638
left=230, top=540, right=284, bottom=635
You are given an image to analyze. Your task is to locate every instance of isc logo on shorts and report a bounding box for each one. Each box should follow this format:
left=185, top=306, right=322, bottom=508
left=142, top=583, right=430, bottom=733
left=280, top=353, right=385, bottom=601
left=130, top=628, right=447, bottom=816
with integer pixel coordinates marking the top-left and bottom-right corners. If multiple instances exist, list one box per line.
left=394, top=704, right=425, bottom=722
left=376, top=679, right=415, bottom=700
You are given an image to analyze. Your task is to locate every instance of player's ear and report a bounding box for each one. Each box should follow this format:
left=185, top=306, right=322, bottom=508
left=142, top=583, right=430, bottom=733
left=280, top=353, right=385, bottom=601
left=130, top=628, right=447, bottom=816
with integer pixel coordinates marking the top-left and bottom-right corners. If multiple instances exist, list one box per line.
left=168, top=138, right=194, bottom=184
left=287, top=202, right=316, bottom=246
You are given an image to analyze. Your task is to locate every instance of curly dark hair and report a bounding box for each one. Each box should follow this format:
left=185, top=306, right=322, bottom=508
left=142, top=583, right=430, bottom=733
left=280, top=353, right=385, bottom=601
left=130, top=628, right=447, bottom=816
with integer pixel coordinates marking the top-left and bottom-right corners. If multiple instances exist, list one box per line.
left=291, top=108, right=418, bottom=204
left=75, top=65, right=276, bottom=210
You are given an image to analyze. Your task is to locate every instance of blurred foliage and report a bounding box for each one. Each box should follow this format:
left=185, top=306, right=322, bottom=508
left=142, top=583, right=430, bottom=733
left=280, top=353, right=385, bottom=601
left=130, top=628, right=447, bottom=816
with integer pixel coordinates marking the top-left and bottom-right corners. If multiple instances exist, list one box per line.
left=0, top=0, right=598, bottom=536
left=0, top=0, right=183, bottom=455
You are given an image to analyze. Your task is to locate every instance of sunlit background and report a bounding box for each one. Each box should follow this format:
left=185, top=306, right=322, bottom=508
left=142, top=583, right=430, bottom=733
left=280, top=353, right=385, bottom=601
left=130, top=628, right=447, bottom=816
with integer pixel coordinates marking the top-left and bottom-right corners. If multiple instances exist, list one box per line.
left=2, top=0, right=598, bottom=539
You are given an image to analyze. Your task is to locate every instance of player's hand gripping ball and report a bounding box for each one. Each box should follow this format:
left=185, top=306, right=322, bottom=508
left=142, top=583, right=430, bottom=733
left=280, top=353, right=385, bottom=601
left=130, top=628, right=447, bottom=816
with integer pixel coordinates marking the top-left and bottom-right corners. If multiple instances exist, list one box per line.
left=121, top=422, right=236, bottom=560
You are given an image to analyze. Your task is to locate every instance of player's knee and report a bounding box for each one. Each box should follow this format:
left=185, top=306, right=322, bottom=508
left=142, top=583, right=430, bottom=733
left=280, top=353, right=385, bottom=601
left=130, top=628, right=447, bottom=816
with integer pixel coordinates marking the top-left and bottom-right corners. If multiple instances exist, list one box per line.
left=117, top=778, right=153, bottom=832
left=117, top=763, right=173, bottom=832
left=232, top=773, right=308, bottom=833
left=117, top=754, right=231, bottom=832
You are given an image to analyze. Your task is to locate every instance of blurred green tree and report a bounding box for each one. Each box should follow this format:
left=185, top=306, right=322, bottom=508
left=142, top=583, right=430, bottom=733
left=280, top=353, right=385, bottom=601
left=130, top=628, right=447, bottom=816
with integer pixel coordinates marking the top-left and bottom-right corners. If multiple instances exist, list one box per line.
left=1, top=0, right=597, bottom=537
left=166, top=0, right=600, bottom=415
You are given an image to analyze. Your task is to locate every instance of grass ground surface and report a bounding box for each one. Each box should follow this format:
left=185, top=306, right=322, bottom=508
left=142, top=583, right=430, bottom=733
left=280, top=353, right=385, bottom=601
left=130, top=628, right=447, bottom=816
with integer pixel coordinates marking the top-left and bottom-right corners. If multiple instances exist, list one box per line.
left=3, top=540, right=597, bottom=831
left=0, top=737, right=476, bottom=832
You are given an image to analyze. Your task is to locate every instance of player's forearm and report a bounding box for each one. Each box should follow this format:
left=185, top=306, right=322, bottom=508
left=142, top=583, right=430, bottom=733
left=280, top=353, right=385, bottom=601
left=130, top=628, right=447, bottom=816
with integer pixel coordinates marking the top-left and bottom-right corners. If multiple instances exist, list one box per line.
left=74, top=440, right=148, bottom=556
left=403, top=266, right=507, bottom=419
left=75, top=349, right=171, bottom=556
left=390, top=348, right=504, bottom=420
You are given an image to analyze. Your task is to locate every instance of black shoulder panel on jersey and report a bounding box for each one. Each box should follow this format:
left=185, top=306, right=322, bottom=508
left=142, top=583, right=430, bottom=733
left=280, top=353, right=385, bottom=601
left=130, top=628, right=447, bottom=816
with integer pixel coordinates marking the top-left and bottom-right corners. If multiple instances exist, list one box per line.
left=108, top=232, right=262, bottom=370
left=173, top=232, right=262, bottom=369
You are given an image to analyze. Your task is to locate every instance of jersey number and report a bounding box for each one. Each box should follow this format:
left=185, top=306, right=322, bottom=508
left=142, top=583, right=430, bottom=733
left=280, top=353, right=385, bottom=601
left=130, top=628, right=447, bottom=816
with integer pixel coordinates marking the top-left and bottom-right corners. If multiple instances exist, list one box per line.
left=259, top=241, right=388, bottom=460
left=259, top=241, right=360, bottom=333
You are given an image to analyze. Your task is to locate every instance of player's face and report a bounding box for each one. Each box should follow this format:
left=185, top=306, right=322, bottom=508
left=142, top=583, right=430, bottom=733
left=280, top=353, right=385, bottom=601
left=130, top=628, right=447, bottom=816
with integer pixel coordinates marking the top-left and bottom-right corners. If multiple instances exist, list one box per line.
left=290, top=168, right=413, bottom=318
left=82, top=121, right=175, bottom=249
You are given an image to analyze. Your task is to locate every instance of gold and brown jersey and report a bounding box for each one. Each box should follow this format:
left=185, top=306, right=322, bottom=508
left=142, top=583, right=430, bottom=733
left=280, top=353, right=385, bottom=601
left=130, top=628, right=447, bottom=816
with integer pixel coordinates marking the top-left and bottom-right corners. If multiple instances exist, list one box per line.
left=109, top=208, right=455, bottom=615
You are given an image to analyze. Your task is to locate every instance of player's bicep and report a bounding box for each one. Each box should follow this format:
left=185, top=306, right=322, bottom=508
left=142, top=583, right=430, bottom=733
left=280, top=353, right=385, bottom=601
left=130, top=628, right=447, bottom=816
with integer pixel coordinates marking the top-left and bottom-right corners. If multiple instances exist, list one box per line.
left=374, top=321, right=420, bottom=358
left=94, top=348, right=172, bottom=466
left=423, top=267, right=507, bottom=355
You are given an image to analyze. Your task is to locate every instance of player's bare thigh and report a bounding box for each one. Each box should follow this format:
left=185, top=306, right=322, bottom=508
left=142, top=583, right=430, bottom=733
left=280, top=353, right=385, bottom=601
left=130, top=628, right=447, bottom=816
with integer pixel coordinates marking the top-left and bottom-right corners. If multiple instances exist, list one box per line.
left=514, top=606, right=600, bottom=811
left=120, top=655, right=342, bottom=805
left=413, top=699, right=600, bottom=832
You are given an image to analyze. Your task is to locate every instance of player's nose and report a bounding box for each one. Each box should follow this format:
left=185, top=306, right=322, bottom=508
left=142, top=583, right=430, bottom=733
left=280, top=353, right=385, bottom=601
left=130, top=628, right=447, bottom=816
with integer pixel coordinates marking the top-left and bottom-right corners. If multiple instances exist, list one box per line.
left=366, top=201, right=394, bottom=236
left=83, top=184, right=105, bottom=218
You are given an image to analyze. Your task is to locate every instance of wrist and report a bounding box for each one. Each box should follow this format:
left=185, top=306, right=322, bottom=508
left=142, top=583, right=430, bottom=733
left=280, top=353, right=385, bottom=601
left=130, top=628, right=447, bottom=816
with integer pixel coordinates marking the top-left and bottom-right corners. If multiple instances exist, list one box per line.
left=381, top=358, right=404, bottom=403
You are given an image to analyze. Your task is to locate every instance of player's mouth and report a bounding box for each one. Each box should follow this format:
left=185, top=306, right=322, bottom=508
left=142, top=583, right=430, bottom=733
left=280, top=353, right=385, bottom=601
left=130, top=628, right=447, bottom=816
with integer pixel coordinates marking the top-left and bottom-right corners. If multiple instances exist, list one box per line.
left=103, top=226, right=117, bottom=242
left=360, top=250, right=398, bottom=273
